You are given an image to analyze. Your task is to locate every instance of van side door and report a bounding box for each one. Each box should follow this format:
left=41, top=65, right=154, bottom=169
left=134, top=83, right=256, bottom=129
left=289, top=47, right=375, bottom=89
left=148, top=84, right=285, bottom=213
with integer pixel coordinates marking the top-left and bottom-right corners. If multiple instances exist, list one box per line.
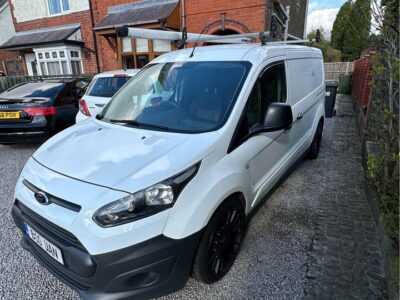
left=286, top=57, right=324, bottom=156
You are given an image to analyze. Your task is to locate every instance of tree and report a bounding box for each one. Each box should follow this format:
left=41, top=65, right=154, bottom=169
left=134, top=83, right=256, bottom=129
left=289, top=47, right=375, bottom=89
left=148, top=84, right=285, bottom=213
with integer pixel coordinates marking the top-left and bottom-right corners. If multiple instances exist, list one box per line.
left=307, top=29, right=341, bottom=62
left=331, top=1, right=353, bottom=51
left=341, top=0, right=371, bottom=60
left=364, top=0, right=399, bottom=295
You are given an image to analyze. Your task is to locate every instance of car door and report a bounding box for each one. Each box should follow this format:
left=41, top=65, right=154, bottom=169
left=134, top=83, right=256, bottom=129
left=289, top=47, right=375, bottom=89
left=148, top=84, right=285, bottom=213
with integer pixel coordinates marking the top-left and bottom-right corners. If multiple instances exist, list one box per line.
left=56, top=80, right=87, bottom=128
left=229, top=61, right=293, bottom=208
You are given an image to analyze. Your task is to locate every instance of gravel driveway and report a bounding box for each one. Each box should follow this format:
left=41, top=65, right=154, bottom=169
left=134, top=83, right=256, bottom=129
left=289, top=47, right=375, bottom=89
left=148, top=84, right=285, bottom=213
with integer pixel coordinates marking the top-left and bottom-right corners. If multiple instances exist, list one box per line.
left=0, top=120, right=334, bottom=300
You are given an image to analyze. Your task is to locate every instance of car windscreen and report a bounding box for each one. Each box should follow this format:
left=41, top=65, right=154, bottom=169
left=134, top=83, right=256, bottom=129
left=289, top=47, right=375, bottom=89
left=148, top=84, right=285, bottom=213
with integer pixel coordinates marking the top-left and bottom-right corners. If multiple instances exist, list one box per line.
left=99, top=61, right=251, bottom=133
left=0, top=82, right=65, bottom=99
left=87, top=77, right=131, bottom=98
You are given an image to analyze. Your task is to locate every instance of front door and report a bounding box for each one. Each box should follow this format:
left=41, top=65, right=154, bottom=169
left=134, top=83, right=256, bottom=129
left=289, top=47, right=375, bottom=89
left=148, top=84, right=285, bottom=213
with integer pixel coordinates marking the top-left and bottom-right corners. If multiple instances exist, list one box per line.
left=25, top=54, right=38, bottom=76
left=229, top=61, right=293, bottom=208
left=248, top=62, right=292, bottom=205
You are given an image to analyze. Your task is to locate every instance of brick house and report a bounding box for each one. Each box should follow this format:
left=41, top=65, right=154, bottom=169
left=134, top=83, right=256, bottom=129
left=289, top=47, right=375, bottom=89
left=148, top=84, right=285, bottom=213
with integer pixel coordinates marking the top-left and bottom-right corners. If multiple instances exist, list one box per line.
left=0, top=0, right=99, bottom=76
left=94, top=0, right=309, bottom=70
left=0, top=0, right=309, bottom=75
left=0, top=0, right=22, bottom=75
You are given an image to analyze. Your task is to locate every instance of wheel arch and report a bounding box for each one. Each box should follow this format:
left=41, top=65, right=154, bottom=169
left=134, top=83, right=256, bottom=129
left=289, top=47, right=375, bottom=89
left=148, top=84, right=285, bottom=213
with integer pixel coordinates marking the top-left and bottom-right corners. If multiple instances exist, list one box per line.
left=163, top=171, right=252, bottom=240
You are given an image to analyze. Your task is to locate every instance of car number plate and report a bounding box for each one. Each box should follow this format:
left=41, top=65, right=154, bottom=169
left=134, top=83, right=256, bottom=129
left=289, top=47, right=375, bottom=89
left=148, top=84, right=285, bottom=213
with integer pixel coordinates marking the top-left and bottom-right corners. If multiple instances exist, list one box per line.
left=24, top=223, right=64, bottom=265
left=0, top=111, right=20, bottom=119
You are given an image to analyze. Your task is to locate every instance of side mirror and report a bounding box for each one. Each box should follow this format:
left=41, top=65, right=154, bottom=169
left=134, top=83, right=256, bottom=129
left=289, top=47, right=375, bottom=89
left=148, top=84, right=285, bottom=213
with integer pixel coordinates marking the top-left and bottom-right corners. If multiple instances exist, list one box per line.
left=262, top=102, right=293, bottom=132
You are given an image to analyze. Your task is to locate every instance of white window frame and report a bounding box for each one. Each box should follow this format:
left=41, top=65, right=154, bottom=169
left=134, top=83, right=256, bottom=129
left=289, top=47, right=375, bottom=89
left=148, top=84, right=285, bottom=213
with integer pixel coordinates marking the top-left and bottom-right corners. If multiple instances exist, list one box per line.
left=46, top=0, right=71, bottom=16
left=34, top=45, right=84, bottom=76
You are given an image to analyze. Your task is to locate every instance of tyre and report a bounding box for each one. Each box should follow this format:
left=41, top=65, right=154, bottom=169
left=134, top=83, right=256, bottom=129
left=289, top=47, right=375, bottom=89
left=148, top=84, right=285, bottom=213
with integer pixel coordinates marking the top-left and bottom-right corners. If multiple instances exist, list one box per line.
left=192, top=198, right=246, bottom=284
left=307, top=121, right=323, bottom=159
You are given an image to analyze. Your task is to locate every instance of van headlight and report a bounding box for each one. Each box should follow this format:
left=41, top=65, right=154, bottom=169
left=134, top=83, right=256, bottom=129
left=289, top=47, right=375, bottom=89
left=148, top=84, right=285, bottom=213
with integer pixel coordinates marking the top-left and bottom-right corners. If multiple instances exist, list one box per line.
left=93, top=163, right=200, bottom=227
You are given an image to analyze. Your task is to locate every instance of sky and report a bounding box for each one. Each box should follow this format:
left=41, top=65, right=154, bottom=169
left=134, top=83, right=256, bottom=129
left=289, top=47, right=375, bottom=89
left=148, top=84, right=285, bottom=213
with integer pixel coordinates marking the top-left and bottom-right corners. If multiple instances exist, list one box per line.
left=306, top=0, right=347, bottom=40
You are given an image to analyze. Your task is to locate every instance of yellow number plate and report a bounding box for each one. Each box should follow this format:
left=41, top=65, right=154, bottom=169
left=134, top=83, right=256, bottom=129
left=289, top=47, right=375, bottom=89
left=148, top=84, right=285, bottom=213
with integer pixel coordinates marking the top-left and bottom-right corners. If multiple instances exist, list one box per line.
left=0, top=111, right=20, bottom=119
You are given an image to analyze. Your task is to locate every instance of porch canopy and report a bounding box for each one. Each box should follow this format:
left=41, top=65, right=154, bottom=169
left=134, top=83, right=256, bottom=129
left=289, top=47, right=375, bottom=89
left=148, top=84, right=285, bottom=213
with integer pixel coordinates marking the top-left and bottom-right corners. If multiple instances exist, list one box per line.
left=93, top=0, right=180, bottom=32
left=0, top=24, right=82, bottom=51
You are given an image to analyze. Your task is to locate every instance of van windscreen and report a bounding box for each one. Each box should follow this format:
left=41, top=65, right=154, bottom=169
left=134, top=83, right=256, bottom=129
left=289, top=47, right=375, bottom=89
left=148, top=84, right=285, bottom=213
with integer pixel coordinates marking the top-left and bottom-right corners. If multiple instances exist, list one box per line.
left=99, top=61, right=251, bottom=133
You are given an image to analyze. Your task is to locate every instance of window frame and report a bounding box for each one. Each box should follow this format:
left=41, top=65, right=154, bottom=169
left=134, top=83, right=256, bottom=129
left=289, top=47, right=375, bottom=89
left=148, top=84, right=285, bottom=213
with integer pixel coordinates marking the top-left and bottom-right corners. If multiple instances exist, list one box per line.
left=34, top=46, right=84, bottom=76
left=119, top=37, right=174, bottom=69
left=47, top=0, right=70, bottom=16
left=228, top=61, right=288, bottom=153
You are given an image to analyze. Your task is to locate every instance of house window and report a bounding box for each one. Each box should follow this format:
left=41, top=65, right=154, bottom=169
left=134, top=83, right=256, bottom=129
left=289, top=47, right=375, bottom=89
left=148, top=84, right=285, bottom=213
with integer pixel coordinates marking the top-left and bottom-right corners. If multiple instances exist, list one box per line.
left=122, top=38, right=132, bottom=53
left=35, top=47, right=83, bottom=76
left=153, top=40, right=172, bottom=52
left=120, top=38, right=173, bottom=69
left=71, top=61, right=82, bottom=75
left=48, top=0, right=70, bottom=15
left=71, top=51, right=79, bottom=58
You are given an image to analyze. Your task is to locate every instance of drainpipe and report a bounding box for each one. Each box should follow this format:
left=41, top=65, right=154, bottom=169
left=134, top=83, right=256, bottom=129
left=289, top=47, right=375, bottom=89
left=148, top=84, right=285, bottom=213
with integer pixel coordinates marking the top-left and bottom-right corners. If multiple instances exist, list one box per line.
left=303, top=0, right=309, bottom=39
left=88, top=0, right=101, bottom=73
left=181, top=0, right=186, bottom=29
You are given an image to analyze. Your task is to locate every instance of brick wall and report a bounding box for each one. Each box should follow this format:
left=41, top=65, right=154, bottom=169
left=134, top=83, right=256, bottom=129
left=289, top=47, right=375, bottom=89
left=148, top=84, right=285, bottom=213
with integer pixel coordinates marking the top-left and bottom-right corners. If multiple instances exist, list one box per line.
left=9, top=2, right=98, bottom=74
left=185, top=0, right=266, bottom=34
left=91, top=0, right=143, bottom=72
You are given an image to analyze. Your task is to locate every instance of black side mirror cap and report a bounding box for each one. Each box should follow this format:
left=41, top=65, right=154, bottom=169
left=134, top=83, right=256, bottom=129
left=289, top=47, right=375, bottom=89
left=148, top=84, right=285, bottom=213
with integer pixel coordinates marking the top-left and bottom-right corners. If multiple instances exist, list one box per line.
left=262, top=102, right=293, bottom=132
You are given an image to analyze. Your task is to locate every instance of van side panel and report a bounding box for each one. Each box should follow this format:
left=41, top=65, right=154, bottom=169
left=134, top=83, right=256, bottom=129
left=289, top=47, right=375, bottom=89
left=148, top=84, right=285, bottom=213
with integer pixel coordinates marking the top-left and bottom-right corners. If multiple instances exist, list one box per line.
left=287, top=57, right=325, bottom=155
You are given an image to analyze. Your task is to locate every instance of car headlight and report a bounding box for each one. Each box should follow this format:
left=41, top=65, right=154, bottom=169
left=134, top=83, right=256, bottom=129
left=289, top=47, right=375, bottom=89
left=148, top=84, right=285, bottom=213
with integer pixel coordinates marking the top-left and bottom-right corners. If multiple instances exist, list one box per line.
left=93, top=163, right=200, bottom=227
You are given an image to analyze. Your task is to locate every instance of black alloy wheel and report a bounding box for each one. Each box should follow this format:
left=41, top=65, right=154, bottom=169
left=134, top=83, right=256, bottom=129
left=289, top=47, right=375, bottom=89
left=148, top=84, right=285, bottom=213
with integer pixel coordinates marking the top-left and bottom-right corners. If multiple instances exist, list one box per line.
left=192, top=199, right=246, bottom=283
left=307, top=121, right=323, bottom=159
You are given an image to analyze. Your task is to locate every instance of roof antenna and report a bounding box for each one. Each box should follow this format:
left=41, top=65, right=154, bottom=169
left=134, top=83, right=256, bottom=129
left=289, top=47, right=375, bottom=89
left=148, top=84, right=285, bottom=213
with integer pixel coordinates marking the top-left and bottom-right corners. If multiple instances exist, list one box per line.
left=189, top=29, right=204, bottom=58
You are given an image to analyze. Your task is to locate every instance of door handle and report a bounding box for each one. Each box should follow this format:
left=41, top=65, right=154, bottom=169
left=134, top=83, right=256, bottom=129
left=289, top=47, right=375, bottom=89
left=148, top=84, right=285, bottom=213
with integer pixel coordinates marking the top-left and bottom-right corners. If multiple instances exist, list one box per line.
left=297, top=112, right=304, bottom=120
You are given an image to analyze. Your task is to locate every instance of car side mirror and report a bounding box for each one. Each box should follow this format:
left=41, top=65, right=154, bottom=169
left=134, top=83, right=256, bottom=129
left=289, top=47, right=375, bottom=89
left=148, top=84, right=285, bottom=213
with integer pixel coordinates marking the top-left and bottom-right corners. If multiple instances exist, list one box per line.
left=262, top=102, right=293, bottom=132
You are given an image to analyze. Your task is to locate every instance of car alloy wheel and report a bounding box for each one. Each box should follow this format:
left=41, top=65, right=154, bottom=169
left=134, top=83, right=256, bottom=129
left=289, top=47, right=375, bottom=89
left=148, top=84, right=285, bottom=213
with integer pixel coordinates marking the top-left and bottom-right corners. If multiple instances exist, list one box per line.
left=192, top=199, right=246, bottom=283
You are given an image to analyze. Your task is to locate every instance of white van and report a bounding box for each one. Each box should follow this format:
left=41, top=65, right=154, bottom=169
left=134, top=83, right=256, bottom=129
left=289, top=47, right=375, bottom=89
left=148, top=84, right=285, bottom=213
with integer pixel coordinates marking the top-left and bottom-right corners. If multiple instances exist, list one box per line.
left=12, top=44, right=325, bottom=300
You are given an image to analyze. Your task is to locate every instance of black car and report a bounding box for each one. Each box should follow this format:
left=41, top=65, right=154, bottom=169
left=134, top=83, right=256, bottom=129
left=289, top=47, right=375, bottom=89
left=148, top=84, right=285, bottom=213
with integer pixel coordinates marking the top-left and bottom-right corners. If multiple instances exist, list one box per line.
left=0, top=78, right=89, bottom=144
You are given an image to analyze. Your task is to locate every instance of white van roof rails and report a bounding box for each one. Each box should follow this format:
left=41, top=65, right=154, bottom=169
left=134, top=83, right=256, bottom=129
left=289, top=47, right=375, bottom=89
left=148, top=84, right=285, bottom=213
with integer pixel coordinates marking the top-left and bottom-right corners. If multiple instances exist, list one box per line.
left=115, top=26, right=319, bottom=46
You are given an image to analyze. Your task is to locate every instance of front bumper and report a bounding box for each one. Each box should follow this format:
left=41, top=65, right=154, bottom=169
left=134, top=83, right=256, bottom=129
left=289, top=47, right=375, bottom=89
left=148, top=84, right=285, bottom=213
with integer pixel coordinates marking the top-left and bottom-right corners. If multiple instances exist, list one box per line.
left=12, top=200, right=202, bottom=300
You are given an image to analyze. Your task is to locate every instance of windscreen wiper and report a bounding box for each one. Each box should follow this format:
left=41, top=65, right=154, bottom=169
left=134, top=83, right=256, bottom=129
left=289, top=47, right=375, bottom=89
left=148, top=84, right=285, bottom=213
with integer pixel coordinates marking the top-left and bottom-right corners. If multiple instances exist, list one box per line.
left=109, top=119, right=170, bottom=131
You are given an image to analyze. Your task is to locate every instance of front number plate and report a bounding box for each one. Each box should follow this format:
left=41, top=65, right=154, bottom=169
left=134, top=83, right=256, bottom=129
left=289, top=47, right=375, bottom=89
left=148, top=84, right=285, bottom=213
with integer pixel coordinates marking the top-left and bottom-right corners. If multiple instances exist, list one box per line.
left=24, top=223, right=64, bottom=265
left=0, top=111, right=20, bottom=119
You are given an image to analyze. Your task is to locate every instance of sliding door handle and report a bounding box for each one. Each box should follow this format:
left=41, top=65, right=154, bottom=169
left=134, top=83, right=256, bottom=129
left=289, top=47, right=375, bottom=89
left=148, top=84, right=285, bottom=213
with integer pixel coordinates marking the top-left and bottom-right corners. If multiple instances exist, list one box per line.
left=297, top=112, right=304, bottom=120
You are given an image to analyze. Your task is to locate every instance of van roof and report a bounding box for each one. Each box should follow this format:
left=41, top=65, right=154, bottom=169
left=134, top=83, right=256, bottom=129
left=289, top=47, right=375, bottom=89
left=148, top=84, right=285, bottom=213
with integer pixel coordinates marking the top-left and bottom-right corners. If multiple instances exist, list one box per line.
left=153, top=44, right=322, bottom=65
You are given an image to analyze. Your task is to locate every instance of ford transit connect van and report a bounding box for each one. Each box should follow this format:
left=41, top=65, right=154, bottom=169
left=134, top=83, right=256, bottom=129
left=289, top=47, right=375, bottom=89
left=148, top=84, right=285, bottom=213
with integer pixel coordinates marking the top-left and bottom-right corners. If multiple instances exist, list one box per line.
left=12, top=44, right=325, bottom=300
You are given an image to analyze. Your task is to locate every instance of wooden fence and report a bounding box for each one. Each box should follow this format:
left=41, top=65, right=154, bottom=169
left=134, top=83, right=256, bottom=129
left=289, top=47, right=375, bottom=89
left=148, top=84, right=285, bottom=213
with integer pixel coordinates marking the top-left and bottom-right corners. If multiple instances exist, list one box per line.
left=324, top=62, right=354, bottom=81
left=0, top=74, right=95, bottom=94
left=352, top=53, right=374, bottom=128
